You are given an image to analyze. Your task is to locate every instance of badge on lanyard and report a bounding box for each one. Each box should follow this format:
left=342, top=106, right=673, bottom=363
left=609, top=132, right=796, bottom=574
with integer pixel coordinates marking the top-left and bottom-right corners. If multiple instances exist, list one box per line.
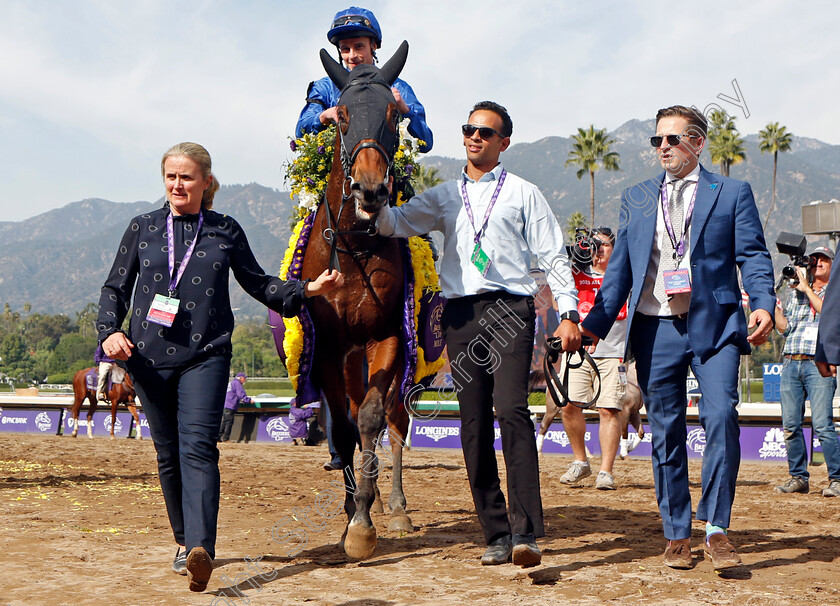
left=461, top=170, right=507, bottom=279
left=147, top=211, right=204, bottom=327
left=147, top=293, right=179, bottom=327
left=618, top=363, right=628, bottom=386
left=471, top=243, right=491, bottom=276
left=663, top=268, right=692, bottom=295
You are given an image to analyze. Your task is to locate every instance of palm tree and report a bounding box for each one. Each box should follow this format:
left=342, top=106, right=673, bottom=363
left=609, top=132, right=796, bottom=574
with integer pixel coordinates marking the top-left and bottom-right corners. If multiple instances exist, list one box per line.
left=759, top=122, right=793, bottom=226
left=412, top=164, right=442, bottom=194
left=565, top=125, right=620, bottom=223
left=565, top=211, right=588, bottom=241
left=707, top=110, right=746, bottom=177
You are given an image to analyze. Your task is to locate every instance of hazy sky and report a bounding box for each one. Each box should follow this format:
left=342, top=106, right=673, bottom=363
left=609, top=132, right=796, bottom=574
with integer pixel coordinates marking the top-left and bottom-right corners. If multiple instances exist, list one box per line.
left=1, top=0, right=837, bottom=222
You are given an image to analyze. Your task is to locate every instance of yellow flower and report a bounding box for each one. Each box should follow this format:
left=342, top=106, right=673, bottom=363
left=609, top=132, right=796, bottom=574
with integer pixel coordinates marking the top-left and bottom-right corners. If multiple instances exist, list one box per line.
left=278, top=219, right=308, bottom=389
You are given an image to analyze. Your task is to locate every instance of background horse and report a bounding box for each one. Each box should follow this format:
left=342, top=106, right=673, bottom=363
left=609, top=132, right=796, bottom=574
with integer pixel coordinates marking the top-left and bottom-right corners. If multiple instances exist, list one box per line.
left=69, top=367, right=141, bottom=440
left=301, top=42, right=413, bottom=560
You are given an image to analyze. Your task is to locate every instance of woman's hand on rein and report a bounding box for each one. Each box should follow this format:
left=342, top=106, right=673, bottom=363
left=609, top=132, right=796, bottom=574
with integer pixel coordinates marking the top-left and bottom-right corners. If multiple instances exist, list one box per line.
left=102, top=332, right=135, bottom=361
left=305, top=270, right=345, bottom=298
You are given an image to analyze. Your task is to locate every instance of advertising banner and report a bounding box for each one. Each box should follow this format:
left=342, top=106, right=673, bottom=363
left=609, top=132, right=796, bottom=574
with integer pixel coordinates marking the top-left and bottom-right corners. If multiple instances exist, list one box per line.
left=61, top=409, right=132, bottom=437
left=0, top=409, right=62, bottom=434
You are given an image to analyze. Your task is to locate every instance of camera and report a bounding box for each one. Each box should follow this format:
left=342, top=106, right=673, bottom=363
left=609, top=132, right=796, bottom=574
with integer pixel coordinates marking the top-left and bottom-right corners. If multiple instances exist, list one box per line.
left=570, top=228, right=603, bottom=267
left=775, top=232, right=815, bottom=288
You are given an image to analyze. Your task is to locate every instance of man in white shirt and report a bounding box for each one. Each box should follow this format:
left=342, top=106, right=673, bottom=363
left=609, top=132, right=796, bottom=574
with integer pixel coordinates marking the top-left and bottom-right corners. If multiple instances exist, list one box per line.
left=377, top=101, right=580, bottom=568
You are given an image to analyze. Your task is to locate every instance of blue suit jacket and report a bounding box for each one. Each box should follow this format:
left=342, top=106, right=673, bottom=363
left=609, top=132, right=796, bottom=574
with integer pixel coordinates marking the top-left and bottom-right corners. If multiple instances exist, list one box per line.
left=582, top=165, right=776, bottom=362
left=816, top=256, right=840, bottom=364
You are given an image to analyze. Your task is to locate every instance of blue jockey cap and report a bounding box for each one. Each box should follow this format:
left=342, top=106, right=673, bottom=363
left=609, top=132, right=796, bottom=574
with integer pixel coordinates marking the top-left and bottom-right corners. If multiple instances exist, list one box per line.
left=328, top=7, right=382, bottom=47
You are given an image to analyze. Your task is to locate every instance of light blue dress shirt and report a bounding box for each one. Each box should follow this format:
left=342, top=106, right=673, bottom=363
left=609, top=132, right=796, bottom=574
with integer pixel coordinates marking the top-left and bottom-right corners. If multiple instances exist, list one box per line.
left=377, top=163, right=578, bottom=315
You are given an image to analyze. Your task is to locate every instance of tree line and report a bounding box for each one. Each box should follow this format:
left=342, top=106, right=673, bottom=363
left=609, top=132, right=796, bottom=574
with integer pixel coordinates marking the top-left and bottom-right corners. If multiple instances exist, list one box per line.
left=0, top=302, right=288, bottom=385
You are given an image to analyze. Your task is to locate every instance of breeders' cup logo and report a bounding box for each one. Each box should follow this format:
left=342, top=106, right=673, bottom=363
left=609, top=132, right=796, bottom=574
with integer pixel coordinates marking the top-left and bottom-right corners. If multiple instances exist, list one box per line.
left=759, top=427, right=787, bottom=459
left=35, top=412, right=52, bottom=432
left=686, top=428, right=706, bottom=455
left=103, top=415, right=122, bottom=434
left=266, top=417, right=289, bottom=441
left=415, top=425, right=459, bottom=442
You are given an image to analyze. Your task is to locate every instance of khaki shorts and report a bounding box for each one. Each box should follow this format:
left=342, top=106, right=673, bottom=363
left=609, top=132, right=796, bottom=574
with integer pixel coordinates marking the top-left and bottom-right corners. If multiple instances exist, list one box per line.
left=558, top=356, right=625, bottom=410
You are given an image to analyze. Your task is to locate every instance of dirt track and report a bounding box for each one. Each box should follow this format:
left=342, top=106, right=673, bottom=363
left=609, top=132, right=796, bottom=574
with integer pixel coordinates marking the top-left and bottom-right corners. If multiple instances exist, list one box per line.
left=1, top=433, right=839, bottom=605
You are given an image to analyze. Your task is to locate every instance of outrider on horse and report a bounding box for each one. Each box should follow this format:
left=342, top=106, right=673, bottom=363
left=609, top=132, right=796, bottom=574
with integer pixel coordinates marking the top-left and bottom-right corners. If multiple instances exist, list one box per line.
left=283, top=40, right=422, bottom=560
left=69, top=366, right=141, bottom=439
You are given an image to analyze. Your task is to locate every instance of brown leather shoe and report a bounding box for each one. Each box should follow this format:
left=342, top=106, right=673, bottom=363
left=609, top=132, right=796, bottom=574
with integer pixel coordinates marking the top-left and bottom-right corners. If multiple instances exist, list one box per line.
left=704, top=533, right=742, bottom=570
left=662, top=538, right=692, bottom=569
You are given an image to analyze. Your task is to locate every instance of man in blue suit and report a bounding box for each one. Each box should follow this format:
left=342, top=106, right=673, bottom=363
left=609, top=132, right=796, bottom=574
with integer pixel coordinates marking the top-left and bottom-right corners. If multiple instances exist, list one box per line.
left=582, top=105, right=775, bottom=571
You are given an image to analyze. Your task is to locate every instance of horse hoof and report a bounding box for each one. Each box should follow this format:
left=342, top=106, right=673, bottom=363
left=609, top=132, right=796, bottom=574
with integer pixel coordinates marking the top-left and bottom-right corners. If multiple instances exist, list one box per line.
left=344, top=523, right=377, bottom=560
left=110, top=435, right=116, bottom=441
left=387, top=514, right=413, bottom=533
left=371, top=499, right=384, bottom=514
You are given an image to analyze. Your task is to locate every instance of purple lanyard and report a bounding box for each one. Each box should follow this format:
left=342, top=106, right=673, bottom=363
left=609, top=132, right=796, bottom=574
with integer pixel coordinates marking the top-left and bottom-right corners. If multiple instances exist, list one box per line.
left=166, top=210, right=204, bottom=295
left=460, top=169, right=507, bottom=244
left=660, top=179, right=697, bottom=258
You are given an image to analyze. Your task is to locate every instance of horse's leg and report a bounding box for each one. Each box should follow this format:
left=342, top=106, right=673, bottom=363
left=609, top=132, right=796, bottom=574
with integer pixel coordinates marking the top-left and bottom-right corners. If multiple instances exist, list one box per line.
left=128, top=403, right=142, bottom=440
left=318, top=356, right=358, bottom=550
left=344, top=351, right=384, bottom=514
left=109, top=394, right=118, bottom=440
left=87, top=395, right=96, bottom=439
left=70, top=395, right=81, bottom=438
left=384, top=378, right=413, bottom=533
left=344, top=337, right=398, bottom=560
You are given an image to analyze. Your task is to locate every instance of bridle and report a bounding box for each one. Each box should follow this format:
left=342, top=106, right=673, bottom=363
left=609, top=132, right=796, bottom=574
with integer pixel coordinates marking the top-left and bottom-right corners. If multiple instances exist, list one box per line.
left=321, top=78, right=399, bottom=274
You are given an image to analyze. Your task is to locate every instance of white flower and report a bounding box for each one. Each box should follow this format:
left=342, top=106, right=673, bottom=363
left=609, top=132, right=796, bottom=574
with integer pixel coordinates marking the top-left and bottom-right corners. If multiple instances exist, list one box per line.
left=298, top=190, right=319, bottom=211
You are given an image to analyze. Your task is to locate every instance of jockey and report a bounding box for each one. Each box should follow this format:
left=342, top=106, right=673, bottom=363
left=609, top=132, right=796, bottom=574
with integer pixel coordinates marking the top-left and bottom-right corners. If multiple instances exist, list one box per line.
left=94, top=343, right=115, bottom=402
left=295, top=6, right=434, bottom=153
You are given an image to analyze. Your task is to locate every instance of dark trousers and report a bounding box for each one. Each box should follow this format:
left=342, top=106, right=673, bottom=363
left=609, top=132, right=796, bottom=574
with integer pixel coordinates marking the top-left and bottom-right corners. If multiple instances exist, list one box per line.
left=442, top=292, right=543, bottom=544
left=128, top=354, right=230, bottom=559
left=219, top=408, right=236, bottom=442
left=630, top=314, right=741, bottom=540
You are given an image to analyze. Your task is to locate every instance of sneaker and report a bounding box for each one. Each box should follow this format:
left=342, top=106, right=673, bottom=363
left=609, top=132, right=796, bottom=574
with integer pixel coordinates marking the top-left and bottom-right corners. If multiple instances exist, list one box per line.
left=172, top=546, right=187, bottom=575
left=560, top=460, right=591, bottom=484
left=823, top=480, right=840, bottom=497
left=618, top=438, right=628, bottom=460
left=626, top=432, right=642, bottom=453
left=536, top=433, right=545, bottom=453
left=774, top=476, right=809, bottom=494
left=323, top=459, right=342, bottom=471
left=595, top=470, right=616, bottom=490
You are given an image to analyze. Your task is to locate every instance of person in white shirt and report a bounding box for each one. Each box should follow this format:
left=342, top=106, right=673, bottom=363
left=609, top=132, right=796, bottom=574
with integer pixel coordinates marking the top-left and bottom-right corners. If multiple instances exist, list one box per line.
left=377, top=100, right=580, bottom=568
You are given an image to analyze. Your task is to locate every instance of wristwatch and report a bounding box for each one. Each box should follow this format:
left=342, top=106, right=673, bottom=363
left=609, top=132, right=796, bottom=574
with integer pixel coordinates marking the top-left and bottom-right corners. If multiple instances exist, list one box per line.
left=559, top=310, right=580, bottom=324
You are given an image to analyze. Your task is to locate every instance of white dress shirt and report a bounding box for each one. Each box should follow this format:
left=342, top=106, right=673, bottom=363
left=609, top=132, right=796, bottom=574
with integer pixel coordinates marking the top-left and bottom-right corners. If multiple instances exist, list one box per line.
left=377, top=163, right=578, bottom=315
left=636, top=164, right=701, bottom=316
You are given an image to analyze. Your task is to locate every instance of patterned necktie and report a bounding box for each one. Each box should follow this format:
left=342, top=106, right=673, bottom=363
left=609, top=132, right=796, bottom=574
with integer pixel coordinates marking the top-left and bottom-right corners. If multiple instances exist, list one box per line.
left=653, top=178, right=688, bottom=305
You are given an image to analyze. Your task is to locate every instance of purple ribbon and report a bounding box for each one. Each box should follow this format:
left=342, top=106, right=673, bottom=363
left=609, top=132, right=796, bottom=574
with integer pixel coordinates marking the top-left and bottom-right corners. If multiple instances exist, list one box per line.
left=460, top=169, right=507, bottom=244
left=166, top=210, right=204, bottom=295
left=660, top=179, right=697, bottom=259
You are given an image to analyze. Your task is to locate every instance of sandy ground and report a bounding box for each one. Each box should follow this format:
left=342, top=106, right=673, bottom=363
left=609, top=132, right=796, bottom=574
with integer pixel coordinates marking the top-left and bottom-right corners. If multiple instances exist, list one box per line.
left=1, top=433, right=839, bottom=606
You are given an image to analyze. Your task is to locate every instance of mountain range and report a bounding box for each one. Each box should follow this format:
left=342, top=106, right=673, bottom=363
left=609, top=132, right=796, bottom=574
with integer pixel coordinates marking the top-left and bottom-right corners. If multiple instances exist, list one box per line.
left=3, top=119, right=839, bottom=318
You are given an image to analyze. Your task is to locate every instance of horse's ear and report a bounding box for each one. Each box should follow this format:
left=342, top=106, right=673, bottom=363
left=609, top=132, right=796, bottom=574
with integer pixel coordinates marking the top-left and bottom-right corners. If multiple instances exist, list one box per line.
left=379, top=40, right=409, bottom=86
left=320, top=48, right=349, bottom=90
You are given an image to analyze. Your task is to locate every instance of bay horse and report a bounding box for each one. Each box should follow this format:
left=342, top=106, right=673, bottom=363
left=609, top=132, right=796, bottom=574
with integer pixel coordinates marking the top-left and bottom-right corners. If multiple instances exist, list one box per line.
left=302, top=42, right=413, bottom=560
left=69, top=367, right=141, bottom=440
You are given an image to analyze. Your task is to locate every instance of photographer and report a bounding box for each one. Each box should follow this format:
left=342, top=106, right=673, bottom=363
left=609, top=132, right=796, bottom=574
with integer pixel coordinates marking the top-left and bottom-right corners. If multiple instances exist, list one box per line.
left=557, top=227, right=628, bottom=490
left=774, top=246, right=840, bottom=497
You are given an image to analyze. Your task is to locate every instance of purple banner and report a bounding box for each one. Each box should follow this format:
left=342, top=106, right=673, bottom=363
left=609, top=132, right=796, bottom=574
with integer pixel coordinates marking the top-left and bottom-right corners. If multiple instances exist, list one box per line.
left=411, top=419, right=462, bottom=449
left=0, top=409, right=61, bottom=433
left=257, top=414, right=292, bottom=443
left=61, top=409, right=132, bottom=437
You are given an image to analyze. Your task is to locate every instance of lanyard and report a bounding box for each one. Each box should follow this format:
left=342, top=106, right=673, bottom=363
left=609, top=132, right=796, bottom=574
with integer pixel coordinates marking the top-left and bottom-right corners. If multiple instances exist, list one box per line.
left=460, top=169, right=507, bottom=244
left=660, top=178, right=698, bottom=259
left=166, top=211, right=204, bottom=295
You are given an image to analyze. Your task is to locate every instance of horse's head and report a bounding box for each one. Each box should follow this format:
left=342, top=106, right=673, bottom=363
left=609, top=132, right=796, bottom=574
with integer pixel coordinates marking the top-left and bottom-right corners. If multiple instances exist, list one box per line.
left=320, top=41, right=409, bottom=220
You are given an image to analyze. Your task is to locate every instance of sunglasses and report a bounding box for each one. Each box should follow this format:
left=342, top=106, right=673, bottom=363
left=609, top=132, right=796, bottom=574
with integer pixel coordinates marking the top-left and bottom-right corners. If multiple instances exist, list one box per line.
left=650, top=134, right=697, bottom=148
left=462, top=124, right=503, bottom=140
left=332, top=15, right=371, bottom=28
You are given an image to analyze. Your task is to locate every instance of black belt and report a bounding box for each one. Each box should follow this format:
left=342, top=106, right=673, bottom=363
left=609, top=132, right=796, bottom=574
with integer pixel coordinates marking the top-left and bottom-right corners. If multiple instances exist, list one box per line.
left=785, top=354, right=814, bottom=361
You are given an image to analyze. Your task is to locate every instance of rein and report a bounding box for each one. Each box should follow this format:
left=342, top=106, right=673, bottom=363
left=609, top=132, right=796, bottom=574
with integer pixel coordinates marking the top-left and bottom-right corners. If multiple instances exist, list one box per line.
left=543, top=337, right=601, bottom=409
